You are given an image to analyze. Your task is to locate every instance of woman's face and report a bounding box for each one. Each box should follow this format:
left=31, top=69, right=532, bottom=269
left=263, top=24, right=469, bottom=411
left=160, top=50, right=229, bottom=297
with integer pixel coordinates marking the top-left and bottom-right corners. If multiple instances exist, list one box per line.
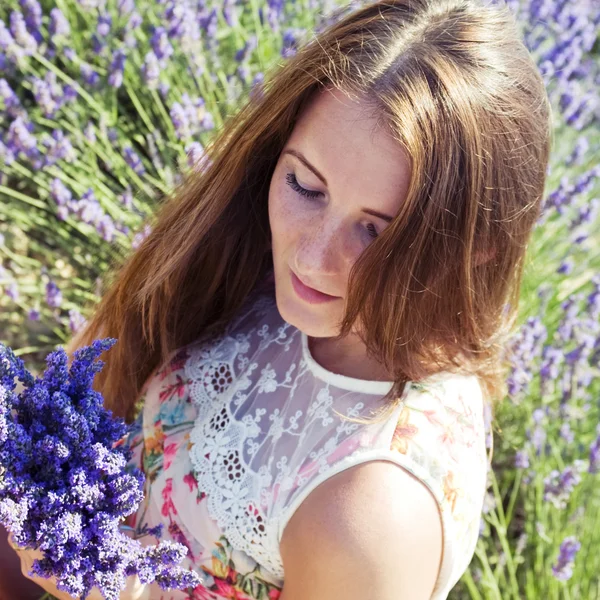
left=268, top=87, right=412, bottom=338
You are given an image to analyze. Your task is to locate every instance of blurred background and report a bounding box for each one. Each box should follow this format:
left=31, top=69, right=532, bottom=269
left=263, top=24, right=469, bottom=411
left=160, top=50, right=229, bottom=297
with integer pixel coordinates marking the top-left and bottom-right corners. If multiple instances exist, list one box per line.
left=0, top=0, right=599, bottom=598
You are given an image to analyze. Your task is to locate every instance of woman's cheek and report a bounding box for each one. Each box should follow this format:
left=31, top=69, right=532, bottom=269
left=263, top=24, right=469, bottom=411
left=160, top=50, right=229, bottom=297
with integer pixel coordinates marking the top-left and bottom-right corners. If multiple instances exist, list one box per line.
left=271, top=189, right=308, bottom=241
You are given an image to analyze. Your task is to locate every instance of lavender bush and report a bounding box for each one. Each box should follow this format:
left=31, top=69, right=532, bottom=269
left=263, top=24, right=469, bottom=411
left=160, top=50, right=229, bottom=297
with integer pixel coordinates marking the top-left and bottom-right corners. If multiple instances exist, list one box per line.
left=0, top=338, right=202, bottom=599
left=0, top=0, right=599, bottom=598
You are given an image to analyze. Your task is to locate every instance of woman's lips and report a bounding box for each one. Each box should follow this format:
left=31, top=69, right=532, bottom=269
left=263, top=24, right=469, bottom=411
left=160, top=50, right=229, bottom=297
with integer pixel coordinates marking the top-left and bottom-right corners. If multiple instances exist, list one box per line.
left=290, top=269, right=339, bottom=304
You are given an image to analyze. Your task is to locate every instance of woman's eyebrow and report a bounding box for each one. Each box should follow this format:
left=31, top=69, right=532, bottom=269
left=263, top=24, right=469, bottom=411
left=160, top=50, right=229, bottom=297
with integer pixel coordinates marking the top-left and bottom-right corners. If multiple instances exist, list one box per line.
left=282, top=149, right=328, bottom=186
left=362, top=208, right=394, bottom=223
left=282, top=148, right=395, bottom=223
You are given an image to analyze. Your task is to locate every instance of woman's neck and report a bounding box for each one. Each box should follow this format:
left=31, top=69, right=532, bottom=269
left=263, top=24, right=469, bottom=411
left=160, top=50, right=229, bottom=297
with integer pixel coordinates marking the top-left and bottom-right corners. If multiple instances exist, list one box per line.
left=307, top=334, right=395, bottom=382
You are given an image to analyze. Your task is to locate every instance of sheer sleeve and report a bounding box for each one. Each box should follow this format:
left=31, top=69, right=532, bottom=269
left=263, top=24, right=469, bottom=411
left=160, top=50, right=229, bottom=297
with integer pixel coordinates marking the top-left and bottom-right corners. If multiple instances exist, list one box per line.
left=383, top=375, right=491, bottom=597
left=274, top=373, right=490, bottom=600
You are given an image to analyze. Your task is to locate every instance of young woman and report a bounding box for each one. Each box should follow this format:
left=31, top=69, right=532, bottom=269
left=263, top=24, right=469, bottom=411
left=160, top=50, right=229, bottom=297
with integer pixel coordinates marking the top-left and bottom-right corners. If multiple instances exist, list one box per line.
left=9, top=0, right=551, bottom=598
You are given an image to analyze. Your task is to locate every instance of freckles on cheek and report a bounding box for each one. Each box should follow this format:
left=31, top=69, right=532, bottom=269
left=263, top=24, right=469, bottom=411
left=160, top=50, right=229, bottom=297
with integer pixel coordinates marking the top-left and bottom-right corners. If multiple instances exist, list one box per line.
left=270, top=188, right=298, bottom=243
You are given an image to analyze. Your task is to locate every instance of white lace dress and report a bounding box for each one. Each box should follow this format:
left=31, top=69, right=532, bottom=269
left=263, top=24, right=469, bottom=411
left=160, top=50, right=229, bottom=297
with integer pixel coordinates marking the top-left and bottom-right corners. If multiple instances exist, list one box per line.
left=121, top=289, right=491, bottom=599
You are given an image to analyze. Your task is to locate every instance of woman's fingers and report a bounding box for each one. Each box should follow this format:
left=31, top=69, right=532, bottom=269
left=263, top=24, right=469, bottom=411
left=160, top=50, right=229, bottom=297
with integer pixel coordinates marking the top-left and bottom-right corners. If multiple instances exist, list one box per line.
left=8, top=535, right=75, bottom=600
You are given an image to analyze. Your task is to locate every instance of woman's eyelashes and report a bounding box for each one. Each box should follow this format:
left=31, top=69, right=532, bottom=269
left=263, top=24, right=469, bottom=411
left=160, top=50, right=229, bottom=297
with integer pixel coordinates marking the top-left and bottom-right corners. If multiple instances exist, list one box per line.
left=284, top=172, right=379, bottom=239
left=285, top=172, right=321, bottom=198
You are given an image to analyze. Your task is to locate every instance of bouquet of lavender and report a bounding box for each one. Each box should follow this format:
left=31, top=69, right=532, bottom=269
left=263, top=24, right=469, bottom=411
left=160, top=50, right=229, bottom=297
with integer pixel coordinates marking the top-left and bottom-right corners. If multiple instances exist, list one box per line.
left=0, top=338, right=202, bottom=599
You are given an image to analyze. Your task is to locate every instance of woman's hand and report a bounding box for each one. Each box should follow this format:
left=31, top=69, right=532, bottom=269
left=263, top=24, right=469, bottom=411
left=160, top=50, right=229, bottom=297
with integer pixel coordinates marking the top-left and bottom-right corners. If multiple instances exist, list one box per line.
left=9, top=533, right=151, bottom=600
left=0, top=525, right=42, bottom=600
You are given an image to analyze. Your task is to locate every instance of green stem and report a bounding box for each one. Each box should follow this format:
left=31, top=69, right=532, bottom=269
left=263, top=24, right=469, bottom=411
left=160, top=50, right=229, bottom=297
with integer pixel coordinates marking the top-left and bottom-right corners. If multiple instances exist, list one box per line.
left=489, top=470, right=521, bottom=598
left=474, top=543, right=503, bottom=600
left=0, top=184, right=47, bottom=211
left=150, top=89, right=181, bottom=145
left=125, top=80, right=157, bottom=135
left=461, top=568, right=484, bottom=600
left=505, top=468, right=523, bottom=526
left=0, top=239, right=41, bottom=267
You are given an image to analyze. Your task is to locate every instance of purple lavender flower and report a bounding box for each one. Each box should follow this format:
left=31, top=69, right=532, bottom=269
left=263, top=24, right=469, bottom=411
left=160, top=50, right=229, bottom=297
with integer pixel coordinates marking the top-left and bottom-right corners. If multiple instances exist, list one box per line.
left=235, top=35, right=257, bottom=63
left=261, top=1, right=284, bottom=33
left=80, top=62, right=100, bottom=87
left=198, top=7, right=218, bottom=41
left=5, top=281, right=19, bottom=301
left=142, top=51, right=161, bottom=90
left=528, top=423, right=547, bottom=457
left=118, top=186, right=134, bottom=211
left=158, top=81, right=170, bottom=99
left=45, top=280, right=62, bottom=308
left=108, top=48, right=127, bottom=89
left=543, top=461, right=585, bottom=509
left=43, top=129, right=77, bottom=165
left=49, top=7, right=70, bottom=39
left=281, top=28, right=305, bottom=59
left=249, top=72, right=265, bottom=103
left=97, top=213, right=117, bottom=243
left=150, top=26, right=174, bottom=65
left=0, top=340, right=203, bottom=599
left=19, top=0, right=43, bottom=44
left=514, top=449, right=530, bottom=469
left=557, top=258, right=574, bottom=275
left=97, top=14, right=112, bottom=37
left=30, top=72, right=64, bottom=118
left=68, top=309, right=87, bottom=334
left=170, top=102, right=192, bottom=141
left=185, top=142, right=207, bottom=172
left=589, top=433, right=600, bottom=474
left=107, top=127, right=119, bottom=143
left=0, top=19, right=26, bottom=63
left=222, top=0, right=239, bottom=28
left=237, top=64, right=250, bottom=83
left=131, top=224, right=152, bottom=250
left=0, top=78, right=24, bottom=118
left=128, top=11, right=143, bottom=30
left=7, top=116, right=38, bottom=160
left=552, top=536, right=581, bottom=581
left=117, top=0, right=135, bottom=16
left=73, top=188, right=104, bottom=227
left=506, top=316, right=547, bottom=402
left=559, top=423, right=575, bottom=444
left=9, top=10, right=38, bottom=55
left=123, top=144, right=145, bottom=176
left=571, top=198, right=600, bottom=230
left=91, top=32, right=106, bottom=55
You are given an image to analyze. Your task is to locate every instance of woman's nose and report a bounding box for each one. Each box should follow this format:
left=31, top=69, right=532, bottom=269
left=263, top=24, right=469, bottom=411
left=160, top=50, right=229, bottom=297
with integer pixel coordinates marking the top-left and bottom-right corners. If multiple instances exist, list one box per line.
left=294, top=220, right=352, bottom=277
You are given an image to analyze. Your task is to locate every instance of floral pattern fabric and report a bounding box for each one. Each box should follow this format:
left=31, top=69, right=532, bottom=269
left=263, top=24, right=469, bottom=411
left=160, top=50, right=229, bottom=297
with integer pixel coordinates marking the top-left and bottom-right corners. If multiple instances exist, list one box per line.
left=119, top=290, right=491, bottom=599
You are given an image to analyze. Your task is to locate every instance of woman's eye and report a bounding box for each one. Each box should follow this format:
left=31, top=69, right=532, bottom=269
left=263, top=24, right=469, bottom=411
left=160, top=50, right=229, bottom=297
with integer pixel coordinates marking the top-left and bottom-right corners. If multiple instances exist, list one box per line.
left=285, top=172, right=379, bottom=240
left=285, top=172, right=321, bottom=199
left=365, top=223, right=379, bottom=239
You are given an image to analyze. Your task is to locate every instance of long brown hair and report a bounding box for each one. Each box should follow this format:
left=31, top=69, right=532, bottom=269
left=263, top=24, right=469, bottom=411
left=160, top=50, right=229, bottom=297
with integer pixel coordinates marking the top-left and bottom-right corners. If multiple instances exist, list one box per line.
left=66, top=0, right=552, bottom=451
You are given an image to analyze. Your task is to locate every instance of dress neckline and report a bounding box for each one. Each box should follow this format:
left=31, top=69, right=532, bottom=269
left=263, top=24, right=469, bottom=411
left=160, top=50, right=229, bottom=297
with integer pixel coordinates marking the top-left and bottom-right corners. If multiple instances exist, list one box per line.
left=300, top=330, right=395, bottom=395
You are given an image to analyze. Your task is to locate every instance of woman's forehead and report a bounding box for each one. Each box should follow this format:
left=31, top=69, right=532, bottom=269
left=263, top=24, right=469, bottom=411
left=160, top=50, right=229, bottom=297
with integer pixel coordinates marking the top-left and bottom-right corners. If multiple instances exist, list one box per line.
left=285, top=89, right=411, bottom=211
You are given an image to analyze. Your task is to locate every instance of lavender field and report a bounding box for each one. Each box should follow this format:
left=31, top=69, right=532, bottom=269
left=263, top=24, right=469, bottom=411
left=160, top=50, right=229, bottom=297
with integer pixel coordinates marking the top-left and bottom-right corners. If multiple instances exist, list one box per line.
left=0, top=0, right=599, bottom=598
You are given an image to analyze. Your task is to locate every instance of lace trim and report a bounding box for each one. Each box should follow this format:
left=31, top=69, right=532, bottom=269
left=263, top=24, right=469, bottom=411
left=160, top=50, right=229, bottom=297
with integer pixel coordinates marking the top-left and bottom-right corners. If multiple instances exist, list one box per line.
left=186, top=334, right=286, bottom=578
